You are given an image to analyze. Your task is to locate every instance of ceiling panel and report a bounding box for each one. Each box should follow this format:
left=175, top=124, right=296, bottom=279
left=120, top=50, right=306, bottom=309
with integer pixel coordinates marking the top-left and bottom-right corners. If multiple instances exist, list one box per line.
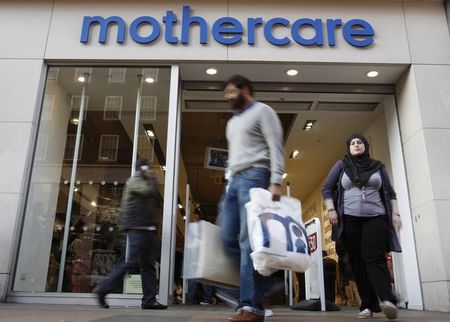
left=180, top=63, right=408, bottom=84
left=316, top=102, right=378, bottom=112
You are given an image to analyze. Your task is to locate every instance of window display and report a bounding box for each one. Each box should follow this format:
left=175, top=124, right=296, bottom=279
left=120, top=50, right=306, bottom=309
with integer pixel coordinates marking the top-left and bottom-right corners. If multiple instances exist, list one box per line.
left=14, top=66, right=171, bottom=294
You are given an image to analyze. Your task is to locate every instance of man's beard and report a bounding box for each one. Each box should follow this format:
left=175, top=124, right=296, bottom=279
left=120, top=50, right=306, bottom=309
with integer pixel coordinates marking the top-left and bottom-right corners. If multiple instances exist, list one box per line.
left=229, top=93, right=246, bottom=111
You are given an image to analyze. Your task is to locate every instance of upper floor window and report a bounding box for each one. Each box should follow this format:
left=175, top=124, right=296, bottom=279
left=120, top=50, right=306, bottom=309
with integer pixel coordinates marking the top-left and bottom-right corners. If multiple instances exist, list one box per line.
left=104, top=96, right=123, bottom=120
left=141, top=96, right=157, bottom=120
left=108, top=68, right=126, bottom=83
left=98, top=135, right=119, bottom=161
left=64, top=134, right=84, bottom=160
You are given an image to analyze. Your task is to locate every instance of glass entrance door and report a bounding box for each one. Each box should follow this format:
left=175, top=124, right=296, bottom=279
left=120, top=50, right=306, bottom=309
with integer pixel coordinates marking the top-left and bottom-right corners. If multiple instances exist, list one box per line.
left=14, top=66, right=172, bottom=299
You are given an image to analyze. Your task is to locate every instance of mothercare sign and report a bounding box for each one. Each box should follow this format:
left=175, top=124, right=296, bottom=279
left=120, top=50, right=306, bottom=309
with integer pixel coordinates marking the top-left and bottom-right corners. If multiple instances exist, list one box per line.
left=81, top=5, right=375, bottom=48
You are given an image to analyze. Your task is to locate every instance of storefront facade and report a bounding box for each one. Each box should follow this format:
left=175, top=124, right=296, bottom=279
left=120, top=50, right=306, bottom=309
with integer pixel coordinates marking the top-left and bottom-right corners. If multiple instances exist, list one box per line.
left=0, top=0, right=449, bottom=312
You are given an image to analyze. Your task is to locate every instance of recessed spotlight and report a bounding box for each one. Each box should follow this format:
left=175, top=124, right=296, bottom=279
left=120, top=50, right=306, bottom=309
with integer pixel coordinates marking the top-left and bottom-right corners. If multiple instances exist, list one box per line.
left=146, top=130, right=155, bottom=138
left=90, top=201, right=97, bottom=207
left=206, top=68, right=217, bottom=75
left=286, top=69, right=298, bottom=76
left=71, top=118, right=79, bottom=125
left=282, top=173, right=288, bottom=179
left=77, top=75, right=86, bottom=82
left=178, top=204, right=183, bottom=209
left=366, top=71, right=379, bottom=78
left=303, top=120, right=316, bottom=131
left=289, top=150, right=300, bottom=159
left=145, top=77, right=155, bottom=83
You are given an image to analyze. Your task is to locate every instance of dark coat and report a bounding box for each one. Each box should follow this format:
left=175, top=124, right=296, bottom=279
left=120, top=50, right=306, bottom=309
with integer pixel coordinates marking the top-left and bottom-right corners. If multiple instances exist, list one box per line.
left=121, top=174, right=158, bottom=230
left=321, top=160, right=401, bottom=252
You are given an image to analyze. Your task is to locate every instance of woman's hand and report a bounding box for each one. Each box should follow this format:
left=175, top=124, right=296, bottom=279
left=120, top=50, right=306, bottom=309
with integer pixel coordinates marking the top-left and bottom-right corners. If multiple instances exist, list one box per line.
left=390, top=200, right=402, bottom=230
left=328, top=210, right=338, bottom=226
left=392, top=213, right=402, bottom=230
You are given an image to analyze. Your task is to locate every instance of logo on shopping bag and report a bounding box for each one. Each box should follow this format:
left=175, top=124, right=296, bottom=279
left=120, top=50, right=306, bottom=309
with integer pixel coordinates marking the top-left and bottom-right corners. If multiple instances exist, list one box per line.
left=259, top=213, right=307, bottom=254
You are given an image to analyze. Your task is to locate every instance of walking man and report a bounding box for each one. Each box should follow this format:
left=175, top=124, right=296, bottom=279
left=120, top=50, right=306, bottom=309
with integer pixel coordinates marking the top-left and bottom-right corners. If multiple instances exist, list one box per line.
left=219, top=75, right=285, bottom=322
left=95, top=158, right=167, bottom=310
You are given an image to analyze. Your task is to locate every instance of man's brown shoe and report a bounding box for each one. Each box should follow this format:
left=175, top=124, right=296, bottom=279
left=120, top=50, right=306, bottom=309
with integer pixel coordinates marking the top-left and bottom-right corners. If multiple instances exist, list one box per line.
left=228, top=311, right=264, bottom=322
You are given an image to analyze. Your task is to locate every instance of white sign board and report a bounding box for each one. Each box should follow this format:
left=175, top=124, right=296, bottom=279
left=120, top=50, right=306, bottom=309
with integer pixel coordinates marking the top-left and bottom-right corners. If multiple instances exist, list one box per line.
left=304, top=217, right=326, bottom=311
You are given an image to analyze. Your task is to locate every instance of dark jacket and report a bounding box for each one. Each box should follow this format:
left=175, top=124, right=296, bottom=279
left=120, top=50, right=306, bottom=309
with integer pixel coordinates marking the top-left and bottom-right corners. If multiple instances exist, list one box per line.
left=321, top=160, right=401, bottom=252
left=121, top=174, right=158, bottom=230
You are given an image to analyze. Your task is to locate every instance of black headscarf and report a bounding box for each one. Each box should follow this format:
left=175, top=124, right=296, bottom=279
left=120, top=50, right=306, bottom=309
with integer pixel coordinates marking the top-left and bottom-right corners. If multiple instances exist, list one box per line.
left=343, top=134, right=384, bottom=188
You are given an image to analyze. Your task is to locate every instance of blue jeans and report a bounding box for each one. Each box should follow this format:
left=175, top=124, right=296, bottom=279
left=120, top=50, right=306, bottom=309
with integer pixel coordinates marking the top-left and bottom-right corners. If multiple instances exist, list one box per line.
left=186, top=280, right=214, bottom=304
left=218, top=167, right=270, bottom=316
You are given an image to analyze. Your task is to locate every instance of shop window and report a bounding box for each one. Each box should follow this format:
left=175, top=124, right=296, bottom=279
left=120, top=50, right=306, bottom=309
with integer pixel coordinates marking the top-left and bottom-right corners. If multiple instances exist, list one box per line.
left=98, top=135, right=119, bottom=161
left=107, top=68, right=126, bottom=83
left=14, top=66, right=170, bottom=296
left=103, top=96, right=123, bottom=120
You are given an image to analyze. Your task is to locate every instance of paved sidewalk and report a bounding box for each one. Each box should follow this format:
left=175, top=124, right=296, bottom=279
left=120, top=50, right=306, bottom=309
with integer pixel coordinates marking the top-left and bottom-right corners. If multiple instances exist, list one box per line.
left=0, top=304, right=449, bottom=322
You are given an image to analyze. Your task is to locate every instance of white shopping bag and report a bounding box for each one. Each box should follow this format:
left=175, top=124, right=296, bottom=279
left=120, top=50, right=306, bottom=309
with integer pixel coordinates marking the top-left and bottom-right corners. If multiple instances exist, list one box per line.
left=183, top=220, right=239, bottom=288
left=246, top=188, right=310, bottom=276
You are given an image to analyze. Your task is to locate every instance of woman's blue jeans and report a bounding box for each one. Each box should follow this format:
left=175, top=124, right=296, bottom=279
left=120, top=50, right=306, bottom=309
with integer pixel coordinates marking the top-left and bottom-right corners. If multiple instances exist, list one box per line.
left=218, top=167, right=270, bottom=317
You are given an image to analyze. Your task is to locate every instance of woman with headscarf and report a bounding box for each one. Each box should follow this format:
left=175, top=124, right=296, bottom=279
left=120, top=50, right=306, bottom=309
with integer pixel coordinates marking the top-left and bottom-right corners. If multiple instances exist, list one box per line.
left=322, top=134, right=402, bottom=320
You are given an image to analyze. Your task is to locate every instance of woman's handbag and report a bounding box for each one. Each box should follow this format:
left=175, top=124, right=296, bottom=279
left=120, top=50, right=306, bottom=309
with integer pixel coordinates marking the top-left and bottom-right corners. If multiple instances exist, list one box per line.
left=246, top=188, right=310, bottom=276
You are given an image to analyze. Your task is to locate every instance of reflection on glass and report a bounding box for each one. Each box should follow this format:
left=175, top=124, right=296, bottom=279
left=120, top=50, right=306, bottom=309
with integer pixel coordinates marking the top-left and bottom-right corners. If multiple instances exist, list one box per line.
left=14, top=66, right=171, bottom=294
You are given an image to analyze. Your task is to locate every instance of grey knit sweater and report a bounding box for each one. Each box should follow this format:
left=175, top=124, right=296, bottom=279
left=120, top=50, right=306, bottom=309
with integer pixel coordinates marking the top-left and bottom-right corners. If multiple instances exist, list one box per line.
left=226, top=101, right=285, bottom=184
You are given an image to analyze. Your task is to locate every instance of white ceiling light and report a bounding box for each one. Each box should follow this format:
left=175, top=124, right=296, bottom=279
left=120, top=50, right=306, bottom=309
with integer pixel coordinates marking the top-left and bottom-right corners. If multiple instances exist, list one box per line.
left=282, top=173, right=288, bottom=179
left=71, top=118, right=79, bottom=125
left=303, top=120, right=316, bottom=131
left=178, top=204, right=183, bottom=209
left=286, top=69, right=298, bottom=76
left=366, top=71, right=379, bottom=78
left=206, top=68, right=218, bottom=75
left=146, top=130, right=155, bottom=138
left=145, top=77, right=155, bottom=83
left=289, top=150, right=300, bottom=159
left=90, top=201, right=97, bottom=207
left=77, top=75, right=86, bottom=82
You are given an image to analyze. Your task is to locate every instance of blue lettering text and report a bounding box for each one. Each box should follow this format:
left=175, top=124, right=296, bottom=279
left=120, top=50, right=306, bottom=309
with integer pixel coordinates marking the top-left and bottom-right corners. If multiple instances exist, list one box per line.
left=129, top=16, right=160, bottom=44
left=80, top=6, right=375, bottom=48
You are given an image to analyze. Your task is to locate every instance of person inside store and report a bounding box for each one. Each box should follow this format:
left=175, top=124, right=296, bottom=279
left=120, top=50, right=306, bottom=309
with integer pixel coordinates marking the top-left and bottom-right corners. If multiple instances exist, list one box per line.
left=94, top=158, right=167, bottom=310
left=321, top=133, right=402, bottom=320
left=322, top=250, right=337, bottom=304
left=218, top=74, right=285, bottom=322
